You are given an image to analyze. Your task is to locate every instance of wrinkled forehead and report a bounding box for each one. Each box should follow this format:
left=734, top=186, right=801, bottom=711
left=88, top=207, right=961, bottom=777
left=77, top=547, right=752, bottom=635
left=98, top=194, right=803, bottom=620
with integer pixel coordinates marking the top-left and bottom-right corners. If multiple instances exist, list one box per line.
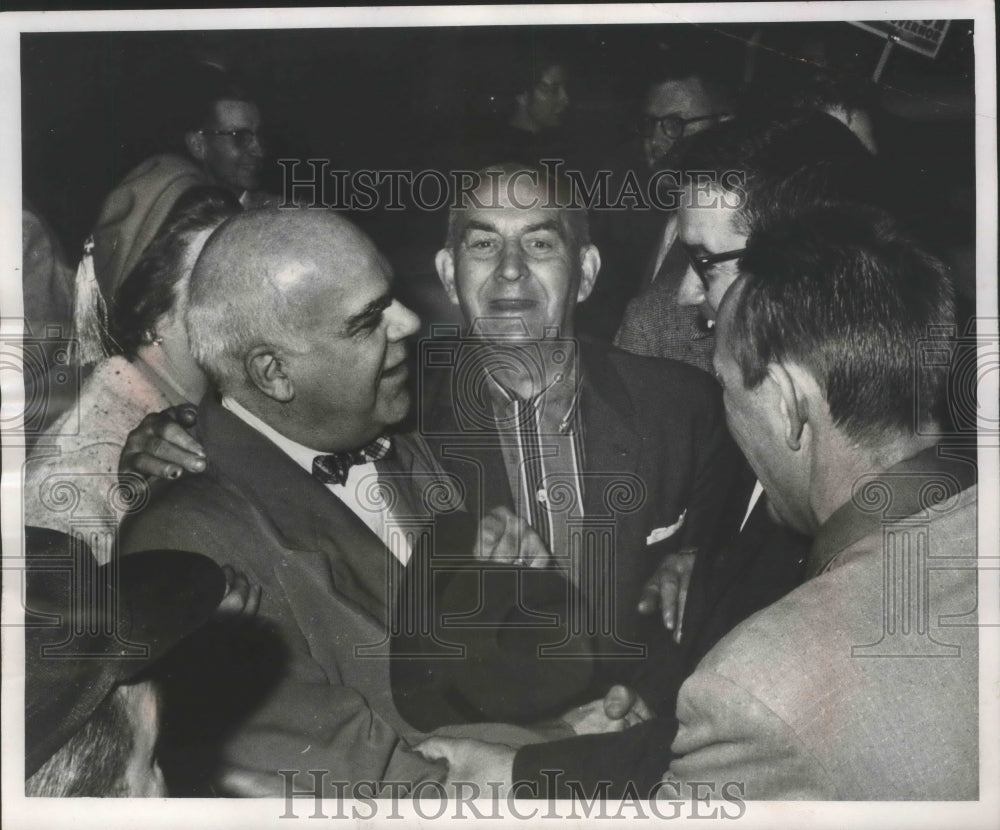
left=452, top=173, right=574, bottom=238
left=209, top=98, right=260, bottom=128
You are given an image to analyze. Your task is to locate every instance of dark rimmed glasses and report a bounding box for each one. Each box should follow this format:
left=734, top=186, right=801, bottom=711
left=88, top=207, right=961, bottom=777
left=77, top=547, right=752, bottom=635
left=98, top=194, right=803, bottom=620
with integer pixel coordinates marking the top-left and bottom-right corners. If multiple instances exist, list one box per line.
left=682, top=244, right=746, bottom=288
left=639, top=112, right=726, bottom=140
left=197, top=128, right=265, bottom=150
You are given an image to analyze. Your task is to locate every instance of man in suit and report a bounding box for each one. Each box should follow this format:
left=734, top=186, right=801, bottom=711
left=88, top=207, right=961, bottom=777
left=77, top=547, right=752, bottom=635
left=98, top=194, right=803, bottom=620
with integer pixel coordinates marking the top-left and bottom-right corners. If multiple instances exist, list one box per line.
left=117, top=207, right=486, bottom=796
left=392, top=164, right=747, bottom=728
left=418, top=203, right=978, bottom=800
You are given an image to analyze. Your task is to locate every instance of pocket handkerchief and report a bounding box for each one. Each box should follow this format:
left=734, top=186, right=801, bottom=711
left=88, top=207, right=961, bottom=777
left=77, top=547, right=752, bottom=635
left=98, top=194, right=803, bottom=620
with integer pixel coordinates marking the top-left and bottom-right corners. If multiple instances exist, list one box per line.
left=646, top=509, right=687, bottom=546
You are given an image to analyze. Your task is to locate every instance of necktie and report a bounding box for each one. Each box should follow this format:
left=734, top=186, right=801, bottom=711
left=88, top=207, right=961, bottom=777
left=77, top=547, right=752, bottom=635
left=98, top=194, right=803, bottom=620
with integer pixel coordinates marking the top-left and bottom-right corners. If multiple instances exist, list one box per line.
left=312, top=436, right=393, bottom=486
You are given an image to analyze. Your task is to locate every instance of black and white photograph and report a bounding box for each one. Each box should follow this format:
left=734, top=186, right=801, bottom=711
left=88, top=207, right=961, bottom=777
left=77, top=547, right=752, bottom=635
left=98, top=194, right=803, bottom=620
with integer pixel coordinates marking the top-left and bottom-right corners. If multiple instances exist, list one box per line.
left=1, top=3, right=997, bottom=828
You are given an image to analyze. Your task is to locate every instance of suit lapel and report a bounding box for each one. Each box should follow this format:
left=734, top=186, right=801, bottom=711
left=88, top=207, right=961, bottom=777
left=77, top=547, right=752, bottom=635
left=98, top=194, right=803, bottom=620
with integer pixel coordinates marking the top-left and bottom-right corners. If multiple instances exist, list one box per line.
left=421, top=365, right=515, bottom=512
left=198, top=396, right=395, bottom=624
left=578, top=340, right=642, bottom=519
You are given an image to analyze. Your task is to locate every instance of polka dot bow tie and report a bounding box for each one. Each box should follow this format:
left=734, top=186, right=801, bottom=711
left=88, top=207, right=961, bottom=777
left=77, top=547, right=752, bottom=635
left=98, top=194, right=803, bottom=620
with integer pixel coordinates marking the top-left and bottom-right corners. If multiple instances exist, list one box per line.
left=312, top=436, right=393, bottom=486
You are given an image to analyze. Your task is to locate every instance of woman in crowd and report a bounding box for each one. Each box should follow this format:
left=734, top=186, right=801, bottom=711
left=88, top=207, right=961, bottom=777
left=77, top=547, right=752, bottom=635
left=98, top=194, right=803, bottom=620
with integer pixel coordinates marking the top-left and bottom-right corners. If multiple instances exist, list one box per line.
left=24, top=185, right=239, bottom=559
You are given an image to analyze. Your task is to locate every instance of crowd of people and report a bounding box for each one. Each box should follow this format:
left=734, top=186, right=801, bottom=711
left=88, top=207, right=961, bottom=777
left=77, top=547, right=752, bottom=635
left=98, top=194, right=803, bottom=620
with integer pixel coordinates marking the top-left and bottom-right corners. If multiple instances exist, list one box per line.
left=18, top=29, right=980, bottom=804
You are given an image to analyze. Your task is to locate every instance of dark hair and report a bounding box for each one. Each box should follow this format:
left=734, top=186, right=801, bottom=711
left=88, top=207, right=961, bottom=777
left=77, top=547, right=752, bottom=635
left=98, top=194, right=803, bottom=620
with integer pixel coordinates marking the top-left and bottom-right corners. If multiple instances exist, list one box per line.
left=108, top=185, right=240, bottom=358
left=731, top=204, right=955, bottom=446
left=641, top=50, right=735, bottom=112
left=444, top=162, right=590, bottom=250
left=172, top=67, right=256, bottom=134
left=674, top=109, right=885, bottom=236
left=26, top=687, right=134, bottom=797
left=514, top=46, right=571, bottom=98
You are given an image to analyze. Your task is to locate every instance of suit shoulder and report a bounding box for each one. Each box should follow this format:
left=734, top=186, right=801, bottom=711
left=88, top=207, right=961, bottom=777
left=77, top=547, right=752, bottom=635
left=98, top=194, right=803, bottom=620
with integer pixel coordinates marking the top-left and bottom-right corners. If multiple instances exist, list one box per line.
left=120, top=469, right=259, bottom=555
left=608, top=344, right=713, bottom=383
left=606, top=345, right=719, bottom=404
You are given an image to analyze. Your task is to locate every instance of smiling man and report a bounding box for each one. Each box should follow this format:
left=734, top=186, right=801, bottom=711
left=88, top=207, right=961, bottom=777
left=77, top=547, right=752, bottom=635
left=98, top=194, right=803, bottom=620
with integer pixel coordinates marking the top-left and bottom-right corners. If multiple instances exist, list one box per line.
left=117, top=207, right=458, bottom=795
left=394, top=164, right=747, bottom=730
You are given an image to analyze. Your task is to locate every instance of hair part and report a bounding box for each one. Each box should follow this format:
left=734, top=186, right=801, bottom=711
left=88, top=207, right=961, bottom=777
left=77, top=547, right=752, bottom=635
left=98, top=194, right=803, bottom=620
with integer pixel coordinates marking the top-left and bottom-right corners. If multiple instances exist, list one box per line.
left=731, top=204, right=955, bottom=447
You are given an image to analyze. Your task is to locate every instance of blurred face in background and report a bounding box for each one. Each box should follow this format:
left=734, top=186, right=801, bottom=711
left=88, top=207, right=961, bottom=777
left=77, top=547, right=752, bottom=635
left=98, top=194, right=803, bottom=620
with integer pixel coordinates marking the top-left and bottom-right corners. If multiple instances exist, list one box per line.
left=641, top=76, right=721, bottom=169
left=517, top=64, right=571, bottom=132
left=188, top=99, right=265, bottom=194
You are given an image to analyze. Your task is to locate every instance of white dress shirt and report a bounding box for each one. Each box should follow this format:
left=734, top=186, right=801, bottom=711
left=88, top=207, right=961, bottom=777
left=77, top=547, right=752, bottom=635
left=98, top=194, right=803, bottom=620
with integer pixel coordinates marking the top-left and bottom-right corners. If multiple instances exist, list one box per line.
left=221, top=397, right=411, bottom=564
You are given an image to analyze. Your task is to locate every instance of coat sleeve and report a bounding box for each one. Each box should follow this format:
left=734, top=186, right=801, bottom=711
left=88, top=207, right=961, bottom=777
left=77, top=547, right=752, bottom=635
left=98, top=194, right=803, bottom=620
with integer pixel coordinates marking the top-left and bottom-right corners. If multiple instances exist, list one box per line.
left=663, top=667, right=836, bottom=800
left=119, top=487, right=445, bottom=796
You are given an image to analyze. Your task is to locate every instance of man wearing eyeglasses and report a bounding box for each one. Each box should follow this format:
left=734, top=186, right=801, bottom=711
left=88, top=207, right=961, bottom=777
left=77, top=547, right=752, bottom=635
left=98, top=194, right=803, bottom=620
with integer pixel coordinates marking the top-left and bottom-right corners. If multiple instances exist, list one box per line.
left=578, top=62, right=731, bottom=341
left=616, top=108, right=884, bottom=373
left=181, top=73, right=274, bottom=209
left=639, top=73, right=728, bottom=171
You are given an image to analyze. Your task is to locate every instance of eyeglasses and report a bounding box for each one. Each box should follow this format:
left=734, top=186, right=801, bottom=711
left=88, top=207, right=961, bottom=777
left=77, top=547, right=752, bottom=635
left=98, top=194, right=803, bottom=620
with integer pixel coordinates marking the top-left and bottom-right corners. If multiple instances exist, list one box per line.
left=639, top=112, right=725, bottom=140
left=682, top=244, right=746, bottom=288
left=197, top=128, right=265, bottom=149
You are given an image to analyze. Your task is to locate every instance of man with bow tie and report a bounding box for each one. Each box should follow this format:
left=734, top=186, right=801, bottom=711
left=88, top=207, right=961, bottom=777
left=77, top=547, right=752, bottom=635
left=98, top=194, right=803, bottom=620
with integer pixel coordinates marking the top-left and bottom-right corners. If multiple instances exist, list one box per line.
left=117, top=207, right=575, bottom=796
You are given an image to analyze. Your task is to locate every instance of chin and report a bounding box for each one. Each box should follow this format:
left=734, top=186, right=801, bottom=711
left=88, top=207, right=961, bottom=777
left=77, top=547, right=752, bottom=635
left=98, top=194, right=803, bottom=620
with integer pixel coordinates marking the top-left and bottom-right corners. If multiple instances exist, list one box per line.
left=379, top=390, right=412, bottom=427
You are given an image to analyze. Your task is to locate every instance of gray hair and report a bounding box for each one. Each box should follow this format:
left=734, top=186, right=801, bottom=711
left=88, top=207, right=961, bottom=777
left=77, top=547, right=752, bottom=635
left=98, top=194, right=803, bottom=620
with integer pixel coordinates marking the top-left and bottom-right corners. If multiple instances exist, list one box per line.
left=185, top=210, right=309, bottom=394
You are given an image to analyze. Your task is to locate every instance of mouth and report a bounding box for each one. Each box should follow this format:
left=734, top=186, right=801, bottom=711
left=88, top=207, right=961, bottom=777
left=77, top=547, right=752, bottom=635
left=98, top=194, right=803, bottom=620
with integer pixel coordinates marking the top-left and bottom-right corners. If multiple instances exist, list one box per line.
left=381, top=359, right=409, bottom=382
left=488, top=298, right=538, bottom=312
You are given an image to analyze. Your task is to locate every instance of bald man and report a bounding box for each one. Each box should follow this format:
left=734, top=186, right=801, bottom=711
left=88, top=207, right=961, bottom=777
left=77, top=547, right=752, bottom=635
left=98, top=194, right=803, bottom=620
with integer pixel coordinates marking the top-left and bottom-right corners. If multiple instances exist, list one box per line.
left=117, top=208, right=515, bottom=796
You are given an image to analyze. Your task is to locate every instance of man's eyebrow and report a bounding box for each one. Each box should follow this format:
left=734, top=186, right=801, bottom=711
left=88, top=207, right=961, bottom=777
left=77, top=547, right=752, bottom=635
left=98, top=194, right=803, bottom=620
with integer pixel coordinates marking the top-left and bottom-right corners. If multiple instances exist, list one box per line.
left=345, top=293, right=392, bottom=331
left=461, top=219, right=499, bottom=235
left=522, top=220, right=564, bottom=235
left=460, top=219, right=564, bottom=236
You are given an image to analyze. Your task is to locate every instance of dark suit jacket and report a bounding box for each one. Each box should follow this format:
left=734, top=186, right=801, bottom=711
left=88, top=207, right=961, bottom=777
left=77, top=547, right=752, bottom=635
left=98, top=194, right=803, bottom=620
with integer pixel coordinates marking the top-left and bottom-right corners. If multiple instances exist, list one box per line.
left=119, top=396, right=445, bottom=794
left=393, top=337, right=749, bottom=728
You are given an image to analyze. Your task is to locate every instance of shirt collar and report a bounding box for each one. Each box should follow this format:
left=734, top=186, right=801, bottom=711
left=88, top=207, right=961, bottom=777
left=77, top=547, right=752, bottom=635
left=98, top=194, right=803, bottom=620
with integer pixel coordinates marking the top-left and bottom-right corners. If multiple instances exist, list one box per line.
left=221, top=396, right=323, bottom=476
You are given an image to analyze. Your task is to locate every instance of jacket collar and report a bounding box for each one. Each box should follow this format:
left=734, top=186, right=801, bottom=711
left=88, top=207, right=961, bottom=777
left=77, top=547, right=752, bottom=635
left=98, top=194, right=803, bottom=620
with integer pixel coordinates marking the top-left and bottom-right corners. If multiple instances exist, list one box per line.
left=807, top=444, right=977, bottom=579
left=196, top=394, right=396, bottom=622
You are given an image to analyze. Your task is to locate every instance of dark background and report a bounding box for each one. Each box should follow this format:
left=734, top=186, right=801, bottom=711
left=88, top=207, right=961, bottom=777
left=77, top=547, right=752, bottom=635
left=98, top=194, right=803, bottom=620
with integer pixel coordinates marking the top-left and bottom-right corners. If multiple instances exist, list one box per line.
left=21, top=20, right=977, bottom=315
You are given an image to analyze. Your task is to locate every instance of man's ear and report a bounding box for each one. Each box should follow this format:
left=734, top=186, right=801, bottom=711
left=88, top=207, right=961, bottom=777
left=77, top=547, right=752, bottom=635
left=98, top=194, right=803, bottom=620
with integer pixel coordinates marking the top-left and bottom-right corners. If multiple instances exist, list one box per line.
left=576, top=244, right=601, bottom=303
left=185, top=130, right=207, bottom=163
left=246, top=345, right=294, bottom=402
left=434, top=248, right=460, bottom=305
left=767, top=362, right=809, bottom=451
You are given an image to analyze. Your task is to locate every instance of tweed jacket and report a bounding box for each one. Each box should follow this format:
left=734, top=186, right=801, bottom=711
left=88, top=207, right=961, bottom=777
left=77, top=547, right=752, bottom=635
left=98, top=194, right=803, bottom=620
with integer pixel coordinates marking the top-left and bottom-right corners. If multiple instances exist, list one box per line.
left=665, top=448, right=979, bottom=799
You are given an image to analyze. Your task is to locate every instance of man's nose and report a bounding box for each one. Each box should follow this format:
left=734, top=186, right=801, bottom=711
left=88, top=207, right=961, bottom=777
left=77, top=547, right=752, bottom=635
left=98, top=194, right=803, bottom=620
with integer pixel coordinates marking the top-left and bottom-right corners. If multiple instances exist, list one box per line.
left=676, top=266, right=705, bottom=307
left=246, top=133, right=265, bottom=157
left=497, top=242, right=527, bottom=282
left=386, top=299, right=421, bottom=340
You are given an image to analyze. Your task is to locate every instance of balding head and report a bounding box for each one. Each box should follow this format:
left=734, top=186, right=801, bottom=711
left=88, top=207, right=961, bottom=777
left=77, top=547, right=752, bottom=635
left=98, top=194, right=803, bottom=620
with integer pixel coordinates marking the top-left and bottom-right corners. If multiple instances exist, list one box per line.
left=186, top=208, right=420, bottom=451
left=188, top=208, right=384, bottom=391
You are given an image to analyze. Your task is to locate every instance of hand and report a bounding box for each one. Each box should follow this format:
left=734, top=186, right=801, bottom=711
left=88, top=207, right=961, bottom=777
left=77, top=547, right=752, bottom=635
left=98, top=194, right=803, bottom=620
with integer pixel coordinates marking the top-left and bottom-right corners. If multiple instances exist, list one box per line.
left=557, top=684, right=653, bottom=737
left=216, top=565, right=262, bottom=617
left=473, top=506, right=550, bottom=568
left=415, top=736, right=516, bottom=798
left=119, top=404, right=207, bottom=481
left=637, top=547, right=697, bottom=642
